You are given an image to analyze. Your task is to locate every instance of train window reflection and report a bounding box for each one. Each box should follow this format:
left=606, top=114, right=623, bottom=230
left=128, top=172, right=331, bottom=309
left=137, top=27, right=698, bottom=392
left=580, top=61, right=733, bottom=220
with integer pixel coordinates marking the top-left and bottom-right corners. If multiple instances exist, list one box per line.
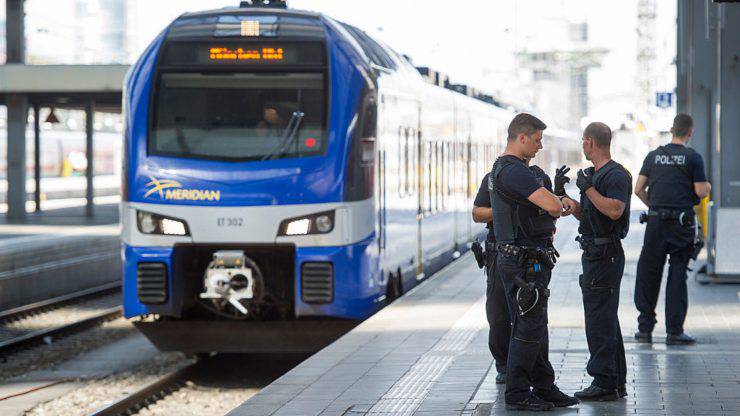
left=151, top=72, right=325, bottom=161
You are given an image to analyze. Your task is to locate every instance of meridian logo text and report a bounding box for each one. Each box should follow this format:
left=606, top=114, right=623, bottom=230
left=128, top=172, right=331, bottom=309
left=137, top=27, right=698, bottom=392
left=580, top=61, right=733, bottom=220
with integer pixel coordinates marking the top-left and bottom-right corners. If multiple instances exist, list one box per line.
left=144, top=176, right=221, bottom=202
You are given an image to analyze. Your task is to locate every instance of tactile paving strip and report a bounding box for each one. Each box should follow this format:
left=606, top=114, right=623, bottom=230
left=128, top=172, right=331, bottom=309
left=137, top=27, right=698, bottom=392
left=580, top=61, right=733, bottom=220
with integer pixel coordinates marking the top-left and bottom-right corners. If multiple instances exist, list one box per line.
left=364, top=297, right=485, bottom=415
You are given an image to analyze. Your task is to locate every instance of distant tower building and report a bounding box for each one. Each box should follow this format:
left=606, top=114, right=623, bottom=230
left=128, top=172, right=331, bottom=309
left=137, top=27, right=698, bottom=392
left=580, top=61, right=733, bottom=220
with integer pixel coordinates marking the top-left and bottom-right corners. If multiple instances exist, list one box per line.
left=74, top=0, right=128, bottom=63
left=516, top=21, right=607, bottom=131
left=636, top=0, right=657, bottom=116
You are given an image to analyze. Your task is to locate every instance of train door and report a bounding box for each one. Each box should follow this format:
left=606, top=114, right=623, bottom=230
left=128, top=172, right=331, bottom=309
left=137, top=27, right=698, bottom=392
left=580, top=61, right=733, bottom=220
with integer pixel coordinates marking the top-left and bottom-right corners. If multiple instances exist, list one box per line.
left=377, top=145, right=387, bottom=253
left=415, top=102, right=424, bottom=279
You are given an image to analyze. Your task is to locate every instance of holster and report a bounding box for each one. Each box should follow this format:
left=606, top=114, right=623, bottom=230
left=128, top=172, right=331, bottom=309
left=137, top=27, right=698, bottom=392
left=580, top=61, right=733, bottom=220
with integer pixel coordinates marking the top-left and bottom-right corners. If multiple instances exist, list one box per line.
left=576, top=235, right=618, bottom=261
left=471, top=241, right=486, bottom=269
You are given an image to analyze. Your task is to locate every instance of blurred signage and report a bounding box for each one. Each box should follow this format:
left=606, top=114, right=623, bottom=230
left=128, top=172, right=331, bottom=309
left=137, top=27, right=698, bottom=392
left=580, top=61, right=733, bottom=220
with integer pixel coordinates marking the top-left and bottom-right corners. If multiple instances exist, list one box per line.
left=656, top=92, right=673, bottom=109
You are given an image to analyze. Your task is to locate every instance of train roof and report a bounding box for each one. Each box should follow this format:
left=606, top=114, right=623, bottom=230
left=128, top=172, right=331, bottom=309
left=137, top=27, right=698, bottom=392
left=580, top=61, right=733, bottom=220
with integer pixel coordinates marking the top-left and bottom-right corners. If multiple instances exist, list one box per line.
left=171, top=2, right=520, bottom=112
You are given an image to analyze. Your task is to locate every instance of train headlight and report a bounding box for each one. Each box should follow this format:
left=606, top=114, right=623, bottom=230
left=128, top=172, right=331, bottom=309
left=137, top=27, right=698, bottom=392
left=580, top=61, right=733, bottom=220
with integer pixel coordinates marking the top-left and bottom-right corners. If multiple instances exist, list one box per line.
left=285, top=218, right=311, bottom=235
left=137, top=211, right=190, bottom=236
left=278, top=210, right=334, bottom=236
left=315, top=215, right=333, bottom=233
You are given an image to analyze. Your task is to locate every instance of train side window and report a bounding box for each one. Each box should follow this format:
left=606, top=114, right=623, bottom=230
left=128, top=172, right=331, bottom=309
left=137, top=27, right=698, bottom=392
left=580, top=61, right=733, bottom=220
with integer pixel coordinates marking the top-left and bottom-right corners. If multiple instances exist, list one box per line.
left=426, top=141, right=433, bottom=214
left=398, top=127, right=406, bottom=198
left=405, top=128, right=413, bottom=196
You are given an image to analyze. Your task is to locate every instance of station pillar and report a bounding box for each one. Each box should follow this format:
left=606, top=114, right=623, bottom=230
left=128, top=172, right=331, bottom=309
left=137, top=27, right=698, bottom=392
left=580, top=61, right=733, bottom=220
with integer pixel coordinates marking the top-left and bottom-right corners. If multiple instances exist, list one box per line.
left=6, top=0, right=27, bottom=220
left=677, top=0, right=740, bottom=279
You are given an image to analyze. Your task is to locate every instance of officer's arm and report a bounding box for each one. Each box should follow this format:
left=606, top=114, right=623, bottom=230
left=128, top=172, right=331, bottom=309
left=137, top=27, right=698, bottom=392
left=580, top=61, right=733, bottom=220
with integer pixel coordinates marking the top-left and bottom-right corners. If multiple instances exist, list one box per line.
left=472, top=206, right=493, bottom=223
left=585, top=188, right=625, bottom=220
left=634, top=175, right=649, bottom=206
left=528, top=187, right=563, bottom=218
left=694, top=182, right=711, bottom=199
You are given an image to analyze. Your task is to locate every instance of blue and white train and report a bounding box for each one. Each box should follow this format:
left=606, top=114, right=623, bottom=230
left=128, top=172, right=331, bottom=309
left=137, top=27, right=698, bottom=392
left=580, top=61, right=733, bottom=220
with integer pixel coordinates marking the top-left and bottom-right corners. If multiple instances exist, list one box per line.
left=121, top=1, right=581, bottom=353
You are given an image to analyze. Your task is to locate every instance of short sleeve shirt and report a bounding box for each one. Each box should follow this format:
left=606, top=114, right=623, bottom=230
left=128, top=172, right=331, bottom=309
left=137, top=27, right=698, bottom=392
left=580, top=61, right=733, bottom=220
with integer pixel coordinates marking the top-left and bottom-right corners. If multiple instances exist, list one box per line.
left=474, top=165, right=550, bottom=240
left=578, top=161, right=632, bottom=237
left=639, top=143, right=707, bottom=209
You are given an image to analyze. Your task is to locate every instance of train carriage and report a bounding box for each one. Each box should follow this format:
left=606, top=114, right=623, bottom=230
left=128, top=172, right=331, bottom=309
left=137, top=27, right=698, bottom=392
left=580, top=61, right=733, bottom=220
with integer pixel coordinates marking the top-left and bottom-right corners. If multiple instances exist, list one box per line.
left=121, top=1, right=580, bottom=353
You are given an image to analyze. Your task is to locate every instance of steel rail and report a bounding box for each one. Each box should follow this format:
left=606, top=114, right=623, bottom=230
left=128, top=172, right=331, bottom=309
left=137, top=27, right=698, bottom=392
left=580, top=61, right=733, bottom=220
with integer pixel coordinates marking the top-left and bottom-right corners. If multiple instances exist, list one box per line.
left=0, top=306, right=121, bottom=356
left=0, top=282, right=121, bottom=322
left=87, top=360, right=206, bottom=416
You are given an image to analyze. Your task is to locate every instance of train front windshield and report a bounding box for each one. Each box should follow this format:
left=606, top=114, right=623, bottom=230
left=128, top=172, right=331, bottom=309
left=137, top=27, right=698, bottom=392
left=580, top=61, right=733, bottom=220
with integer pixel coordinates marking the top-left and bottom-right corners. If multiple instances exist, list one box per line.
left=151, top=72, right=326, bottom=161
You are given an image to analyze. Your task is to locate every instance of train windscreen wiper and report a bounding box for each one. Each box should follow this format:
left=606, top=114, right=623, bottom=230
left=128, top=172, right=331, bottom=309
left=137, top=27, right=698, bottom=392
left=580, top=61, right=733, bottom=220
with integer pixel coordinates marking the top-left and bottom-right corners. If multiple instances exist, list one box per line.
left=261, top=111, right=305, bottom=161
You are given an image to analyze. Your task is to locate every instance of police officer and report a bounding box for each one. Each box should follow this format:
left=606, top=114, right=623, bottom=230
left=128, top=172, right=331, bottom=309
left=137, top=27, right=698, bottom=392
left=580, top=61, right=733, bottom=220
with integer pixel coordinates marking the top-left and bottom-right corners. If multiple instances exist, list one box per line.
left=633, top=113, right=711, bottom=345
left=559, top=122, right=630, bottom=401
left=472, top=159, right=552, bottom=385
left=489, top=113, right=578, bottom=411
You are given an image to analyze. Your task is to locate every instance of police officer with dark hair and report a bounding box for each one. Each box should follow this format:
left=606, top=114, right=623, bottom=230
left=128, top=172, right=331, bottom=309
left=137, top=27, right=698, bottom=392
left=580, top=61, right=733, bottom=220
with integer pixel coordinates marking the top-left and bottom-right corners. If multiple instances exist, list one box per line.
left=633, top=113, right=711, bottom=345
left=489, top=113, right=578, bottom=411
left=559, top=122, right=630, bottom=401
left=472, top=159, right=552, bottom=386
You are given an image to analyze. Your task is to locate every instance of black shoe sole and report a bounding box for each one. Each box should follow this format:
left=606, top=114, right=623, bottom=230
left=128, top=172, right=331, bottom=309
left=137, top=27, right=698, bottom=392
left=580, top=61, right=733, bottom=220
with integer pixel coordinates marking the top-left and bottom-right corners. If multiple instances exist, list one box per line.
left=666, top=339, right=696, bottom=345
left=505, top=404, right=554, bottom=411
left=574, top=394, right=619, bottom=402
left=551, top=400, right=580, bottom=407
left=634, top=337, right=652, bottom=343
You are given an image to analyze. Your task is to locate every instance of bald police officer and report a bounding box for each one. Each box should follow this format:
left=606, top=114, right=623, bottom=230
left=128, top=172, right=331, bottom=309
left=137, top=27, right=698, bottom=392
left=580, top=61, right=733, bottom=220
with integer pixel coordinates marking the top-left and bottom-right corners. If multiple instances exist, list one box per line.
left=559, top=122, right=630, bottom=401
left=633, top=114, right=711, bottom=345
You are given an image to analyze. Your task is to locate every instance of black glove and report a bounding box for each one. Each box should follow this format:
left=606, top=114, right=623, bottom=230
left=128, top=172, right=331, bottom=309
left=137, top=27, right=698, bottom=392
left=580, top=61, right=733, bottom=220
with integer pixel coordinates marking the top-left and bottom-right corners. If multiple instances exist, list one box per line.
left=576, top=168, right=594, bottom=193
left=553, top=165, right=571, bottom=196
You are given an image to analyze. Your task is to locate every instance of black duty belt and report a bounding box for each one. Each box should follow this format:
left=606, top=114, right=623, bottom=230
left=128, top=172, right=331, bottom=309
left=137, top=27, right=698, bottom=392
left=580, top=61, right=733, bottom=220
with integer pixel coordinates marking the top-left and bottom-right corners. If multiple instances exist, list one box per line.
left=647, top=209, right=694, bottom=225
left=576, top=235, right=620, bottom=252
left=496, top=242, right=558, bottom=270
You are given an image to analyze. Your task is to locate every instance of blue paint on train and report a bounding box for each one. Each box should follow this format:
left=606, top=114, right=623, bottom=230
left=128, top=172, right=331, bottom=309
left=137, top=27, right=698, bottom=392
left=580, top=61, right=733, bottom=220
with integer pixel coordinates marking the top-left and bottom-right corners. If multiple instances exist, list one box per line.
left=119, top=5, right=577, bottom=352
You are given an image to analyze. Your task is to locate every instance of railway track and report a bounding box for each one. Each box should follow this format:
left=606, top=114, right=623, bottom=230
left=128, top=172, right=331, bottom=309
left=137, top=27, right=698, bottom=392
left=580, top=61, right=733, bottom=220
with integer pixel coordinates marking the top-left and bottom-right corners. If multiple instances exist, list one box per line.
left=88, top=359, right=206, bottom=416
left=0, top=282, right=122, bottom=356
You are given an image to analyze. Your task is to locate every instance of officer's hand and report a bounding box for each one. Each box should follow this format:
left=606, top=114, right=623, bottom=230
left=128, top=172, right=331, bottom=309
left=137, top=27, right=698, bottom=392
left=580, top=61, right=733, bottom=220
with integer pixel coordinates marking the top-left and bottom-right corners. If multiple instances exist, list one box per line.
left=561, top=197, right=577, bottom=216
left=576, top=169, right=594, bottom=193
left=553, top=165, right=571, bottom=196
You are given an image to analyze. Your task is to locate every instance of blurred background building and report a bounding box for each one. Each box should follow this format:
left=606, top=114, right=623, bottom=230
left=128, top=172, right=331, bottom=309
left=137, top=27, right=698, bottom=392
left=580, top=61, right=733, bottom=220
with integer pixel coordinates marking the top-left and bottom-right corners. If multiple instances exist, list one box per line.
left=0, top=0, right=679, bottom=181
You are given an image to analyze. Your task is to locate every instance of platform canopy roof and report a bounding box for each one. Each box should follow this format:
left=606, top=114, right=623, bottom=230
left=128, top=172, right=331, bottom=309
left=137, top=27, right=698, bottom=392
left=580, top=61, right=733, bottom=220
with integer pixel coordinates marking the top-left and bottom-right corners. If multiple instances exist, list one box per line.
left=0, top=64, right=130, bottom=112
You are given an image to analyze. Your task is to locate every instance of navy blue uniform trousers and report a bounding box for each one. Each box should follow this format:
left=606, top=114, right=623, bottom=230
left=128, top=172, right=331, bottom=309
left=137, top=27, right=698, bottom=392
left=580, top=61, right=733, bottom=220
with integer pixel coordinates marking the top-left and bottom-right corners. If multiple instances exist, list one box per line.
left=485, top=250, right=511, bottom=374
left=580, top=243, right=627, bottom=390
left=634, top=217, right=693, bottom=335
left=495, top=253, right=555, bottom=403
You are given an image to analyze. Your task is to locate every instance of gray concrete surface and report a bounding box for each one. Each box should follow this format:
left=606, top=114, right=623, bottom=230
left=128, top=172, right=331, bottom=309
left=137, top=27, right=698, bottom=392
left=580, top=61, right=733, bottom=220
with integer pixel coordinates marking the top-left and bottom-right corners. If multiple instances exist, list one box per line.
left=0, top=203, right=120, bottom=310
left=227, top=213, right=740, bottom=416
left=0, top=333, right=158, bottom=416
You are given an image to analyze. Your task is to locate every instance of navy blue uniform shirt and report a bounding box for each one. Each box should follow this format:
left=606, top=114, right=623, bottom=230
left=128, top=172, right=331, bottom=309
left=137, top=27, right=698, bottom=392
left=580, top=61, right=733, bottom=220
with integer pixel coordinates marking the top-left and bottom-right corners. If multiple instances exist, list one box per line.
left=578, top=161, right=632, bottom=237
left=639, top=143, right=706, bottom=210
left=474, top=167, right=552, bottom=241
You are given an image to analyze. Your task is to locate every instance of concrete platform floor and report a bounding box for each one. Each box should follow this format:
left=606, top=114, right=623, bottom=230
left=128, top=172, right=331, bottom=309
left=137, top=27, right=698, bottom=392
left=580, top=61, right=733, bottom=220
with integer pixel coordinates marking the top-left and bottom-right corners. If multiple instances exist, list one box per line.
left=227, top=213, right=740, bottom=416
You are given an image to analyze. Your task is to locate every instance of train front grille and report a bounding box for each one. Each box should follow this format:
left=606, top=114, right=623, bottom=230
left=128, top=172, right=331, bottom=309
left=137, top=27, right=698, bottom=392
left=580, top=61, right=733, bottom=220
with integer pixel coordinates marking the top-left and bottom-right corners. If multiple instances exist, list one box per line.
left=301, top=262, right=334, bottom=304
left=137, top=262, right=168, bottom=304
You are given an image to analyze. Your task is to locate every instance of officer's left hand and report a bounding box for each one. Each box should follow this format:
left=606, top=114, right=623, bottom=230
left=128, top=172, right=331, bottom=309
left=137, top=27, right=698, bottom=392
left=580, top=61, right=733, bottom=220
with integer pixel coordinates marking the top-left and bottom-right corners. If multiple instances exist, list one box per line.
left=553, top=165, right=571, bottom=196
left=576, top=168, right=594, bottom=193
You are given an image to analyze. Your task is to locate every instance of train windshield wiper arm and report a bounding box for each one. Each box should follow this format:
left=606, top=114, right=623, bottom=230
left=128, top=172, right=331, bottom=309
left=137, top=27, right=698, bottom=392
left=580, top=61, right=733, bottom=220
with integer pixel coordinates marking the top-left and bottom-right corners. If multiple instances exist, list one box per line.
left=261, top=111, right=305, bottom=161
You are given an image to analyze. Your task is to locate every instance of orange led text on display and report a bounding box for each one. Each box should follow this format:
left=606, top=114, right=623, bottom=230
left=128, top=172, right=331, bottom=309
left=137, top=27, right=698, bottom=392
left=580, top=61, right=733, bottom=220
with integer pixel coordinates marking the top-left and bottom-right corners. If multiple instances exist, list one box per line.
left=209, top=47, right=284, bottom=61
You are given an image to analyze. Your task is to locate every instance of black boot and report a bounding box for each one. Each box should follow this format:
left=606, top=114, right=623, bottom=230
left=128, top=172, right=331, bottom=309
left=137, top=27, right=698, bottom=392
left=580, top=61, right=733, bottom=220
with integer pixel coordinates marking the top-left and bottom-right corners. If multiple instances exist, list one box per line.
left=666, top=333, right=696, bottom=345
left=505, top=393, right=555, bottom=411
left=574, top=384, right=618, bottom=402
left=534, top=385, right=579, bottom=407
left=634, top=331, right=652, bottom=343
left=618, top=384, right=627, bottom=398
left=495, top=372, right=506, bottom=384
